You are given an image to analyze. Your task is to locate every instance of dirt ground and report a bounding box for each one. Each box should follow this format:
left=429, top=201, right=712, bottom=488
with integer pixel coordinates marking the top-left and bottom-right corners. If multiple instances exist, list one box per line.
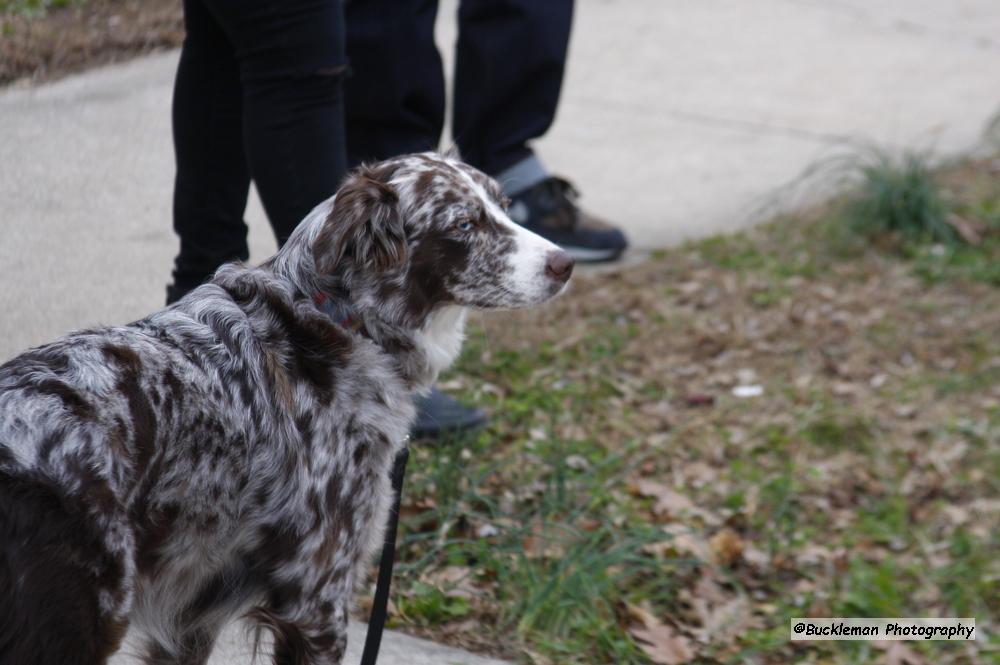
left=0, top=0, right=183, bottom=86
left=385, top=158, right=1000, bottom=663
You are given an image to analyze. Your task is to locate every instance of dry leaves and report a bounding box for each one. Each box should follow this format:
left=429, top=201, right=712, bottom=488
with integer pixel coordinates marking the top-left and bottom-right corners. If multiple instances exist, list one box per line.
left=629, top=480, right=720, bottom=525
left=876, top=641, right=928, bottom=665
left=631, top=480, right=696, bottom=517
left=422, top=566, right=477, bottom=599
left=626, top=605, right=695, bottom=665
left=708, top=528, right=745, bottom=567
left=944, top=213, right=987, bottom=245
left=1, top=0, right=185, bottom=85
left=387, top=157, right=1000, bottom=663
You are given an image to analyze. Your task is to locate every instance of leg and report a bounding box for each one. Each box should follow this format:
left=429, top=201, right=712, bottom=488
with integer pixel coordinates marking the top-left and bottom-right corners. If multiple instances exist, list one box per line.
left=453, top=0, right=574, bottom=177
left=141, top=618, right=226, bottom=665
left=343, top=0, right=446, bottom=167
left=245, top=439, right=396, bottom=665
left=0, top=475, right=130, bottom=665
left=141, top=627, right=219, bottom=665
left=411, top=1, right=576, bottom=436
left=169, top=0, right=252, bottom=304
left=453, top=0, right=627, bottom=261
left=198, top=0, right=348, bottom=247
left=248, top=603, right=348, bottom=665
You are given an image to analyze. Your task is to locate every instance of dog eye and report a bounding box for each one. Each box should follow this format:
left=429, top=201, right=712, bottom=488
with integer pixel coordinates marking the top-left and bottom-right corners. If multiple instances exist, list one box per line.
left=456, top=219, right=475, bottom=232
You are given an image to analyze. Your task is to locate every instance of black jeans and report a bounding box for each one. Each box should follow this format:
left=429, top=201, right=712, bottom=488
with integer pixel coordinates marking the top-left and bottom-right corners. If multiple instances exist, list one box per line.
left=169, top=0, right=347, bottom=303
left=344, top=0, right=574, bottom=175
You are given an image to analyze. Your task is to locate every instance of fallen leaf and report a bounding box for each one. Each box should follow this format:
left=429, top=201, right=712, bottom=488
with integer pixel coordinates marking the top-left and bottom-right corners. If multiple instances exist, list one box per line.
left=422, top=566, right=476, bottom=598
left=627, top=605, right=695, bottom=665
left=945, top=213, right=985, bottom=245
left=682, top=461, right=718, bottom=488
left=523, top=648, right=554, bottom=665
left=698, top=595, right=751, bottom=645
left=643, top=533, right=710, bottom=562
left=940, top=504, right=969, bottom=526
left=741, top=545, right=770, bottom=569
left=794, top=544, right=833, bottom=566
left=831, top=381, right=859, bottom=397
left=692, top=571, right=730, bottom=606
left=624, top=602, right=659, bottom=627
left=681, top=524, right=718, bottom=558
left=632, top=480, right=696, bottom=516
left=640, top=400, right=674, bottom=427
left=877, top=641, right=928, bottom=665
left=709, top=528, right=744, bottom=567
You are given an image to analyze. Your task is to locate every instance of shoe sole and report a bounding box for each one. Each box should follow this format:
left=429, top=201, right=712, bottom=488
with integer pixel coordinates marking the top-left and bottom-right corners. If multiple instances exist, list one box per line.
left=562, top=245, right=626, bottom=263
left=411, top=413, right=488, bottom=440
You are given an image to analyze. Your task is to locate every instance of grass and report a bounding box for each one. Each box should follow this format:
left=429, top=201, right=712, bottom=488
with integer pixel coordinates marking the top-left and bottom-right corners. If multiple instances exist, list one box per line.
left=394, top=343, right=669, bottom=662
left=840, top=150, right=957, bottom=244
left=376, top=152, right=1000, bottom=664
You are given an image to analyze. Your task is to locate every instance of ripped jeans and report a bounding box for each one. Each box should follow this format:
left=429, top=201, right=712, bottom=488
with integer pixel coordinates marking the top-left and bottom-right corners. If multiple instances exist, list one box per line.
left=169, top=0, right=348, bottom=304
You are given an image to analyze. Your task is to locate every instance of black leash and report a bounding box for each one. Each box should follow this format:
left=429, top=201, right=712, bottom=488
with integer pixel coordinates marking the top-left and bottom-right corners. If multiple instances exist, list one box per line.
left=359, top=445, right=410, bottom=665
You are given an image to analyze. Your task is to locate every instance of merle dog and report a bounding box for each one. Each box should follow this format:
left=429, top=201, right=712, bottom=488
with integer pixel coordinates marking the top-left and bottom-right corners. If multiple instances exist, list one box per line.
left=0, top=152, right=573, bottom=665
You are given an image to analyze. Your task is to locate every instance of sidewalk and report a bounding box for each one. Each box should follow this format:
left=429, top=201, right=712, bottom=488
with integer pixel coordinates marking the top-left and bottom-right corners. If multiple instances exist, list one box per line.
left=109, top=620, right=508, bottom=665
left=2, top=0, right=999, bottom=359
left=1, top=1, right=999, bottom=662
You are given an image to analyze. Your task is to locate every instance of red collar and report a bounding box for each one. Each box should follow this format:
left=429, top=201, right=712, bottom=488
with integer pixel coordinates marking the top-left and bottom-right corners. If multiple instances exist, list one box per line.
left=313, top=292, right=367, bottom=336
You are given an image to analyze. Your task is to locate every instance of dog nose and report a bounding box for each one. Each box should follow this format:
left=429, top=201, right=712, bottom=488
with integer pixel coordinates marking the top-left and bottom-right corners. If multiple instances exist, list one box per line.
left=545, top=250, right=574, bottom=283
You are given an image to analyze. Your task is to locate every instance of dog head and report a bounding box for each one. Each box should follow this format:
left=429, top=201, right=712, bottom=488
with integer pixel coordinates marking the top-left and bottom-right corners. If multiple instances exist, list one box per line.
left=311, top=152, right=574, bottom=327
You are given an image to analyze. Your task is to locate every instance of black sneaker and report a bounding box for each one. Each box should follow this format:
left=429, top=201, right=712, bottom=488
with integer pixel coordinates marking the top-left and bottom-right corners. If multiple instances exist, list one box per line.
left=411, top=387, right=488, bottom=440
left=507, top=176, right=628, bottom=263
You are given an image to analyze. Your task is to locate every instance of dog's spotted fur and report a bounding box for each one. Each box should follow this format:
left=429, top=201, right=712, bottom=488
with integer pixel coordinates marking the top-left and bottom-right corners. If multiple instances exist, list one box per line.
left=0, top=153, right=571, bottom=665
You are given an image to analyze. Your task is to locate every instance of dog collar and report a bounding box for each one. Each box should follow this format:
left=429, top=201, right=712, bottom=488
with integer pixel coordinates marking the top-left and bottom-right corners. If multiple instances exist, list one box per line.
left=313, top=292, right=367, bottom=336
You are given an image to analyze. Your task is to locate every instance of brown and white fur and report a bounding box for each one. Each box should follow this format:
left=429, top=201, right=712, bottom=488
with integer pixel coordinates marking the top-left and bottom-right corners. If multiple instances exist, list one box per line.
left=0, top=152, right=573, bottom=665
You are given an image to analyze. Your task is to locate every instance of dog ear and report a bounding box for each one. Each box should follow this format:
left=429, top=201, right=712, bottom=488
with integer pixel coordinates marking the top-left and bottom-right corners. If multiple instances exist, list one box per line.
left=314, top=165, right=407, bottom=275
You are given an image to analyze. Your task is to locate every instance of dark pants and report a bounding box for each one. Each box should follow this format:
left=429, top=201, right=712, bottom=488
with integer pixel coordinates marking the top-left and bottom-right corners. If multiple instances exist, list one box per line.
left=169, top=0, right=347, bottom=302
left=343, top=0, right=574, bottom=175
left=169, top=0, right=573, bottom=302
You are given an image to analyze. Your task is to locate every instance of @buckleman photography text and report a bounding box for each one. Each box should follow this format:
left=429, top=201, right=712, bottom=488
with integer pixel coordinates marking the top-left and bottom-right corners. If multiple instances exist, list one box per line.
left=791, top=618, right=976, bottom=641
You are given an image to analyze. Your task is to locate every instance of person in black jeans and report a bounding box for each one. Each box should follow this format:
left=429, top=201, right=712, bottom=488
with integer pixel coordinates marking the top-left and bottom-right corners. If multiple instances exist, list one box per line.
left=344, top=0, right=626, bottom=262
left=168, top=0, right=627, bottom=437
left=344, top=0, right=629, bottom=437
left=167, top=0, right=348, bottom=305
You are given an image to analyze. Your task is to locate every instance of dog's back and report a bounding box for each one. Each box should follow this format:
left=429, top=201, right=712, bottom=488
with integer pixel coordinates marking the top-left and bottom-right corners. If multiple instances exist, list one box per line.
left=0, top=152, right=572, bottom=665
left=0, top=265, right=414, bottom=664
left=0, top=292, right=282, bottom=663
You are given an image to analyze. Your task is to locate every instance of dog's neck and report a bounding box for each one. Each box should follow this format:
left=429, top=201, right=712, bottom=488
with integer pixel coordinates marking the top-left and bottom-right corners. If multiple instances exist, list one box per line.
left=267, top=205, right=469, bottom=391
left=311, top=287, right=467, bottom=391
left=408, top=305, right=468, bottom=384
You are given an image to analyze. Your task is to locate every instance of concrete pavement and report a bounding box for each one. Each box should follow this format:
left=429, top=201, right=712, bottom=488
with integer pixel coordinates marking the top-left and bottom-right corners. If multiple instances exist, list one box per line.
left=109, top=620, right=508, bottom=665
left=2, top=0, right=1000, bottom=358
left=1, top=1, right=1000, bottom=662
